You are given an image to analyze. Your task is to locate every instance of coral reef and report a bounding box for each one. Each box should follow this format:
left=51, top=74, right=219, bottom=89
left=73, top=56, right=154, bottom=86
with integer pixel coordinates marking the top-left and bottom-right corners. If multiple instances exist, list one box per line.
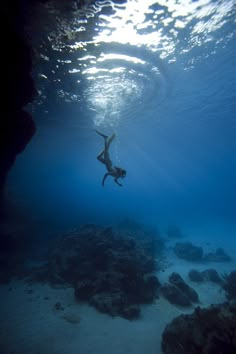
left=161, top=302, right=236, bottom=354
left=31, top=224, right=162, bottom=319
left=116, top=218, right=164, bottom=264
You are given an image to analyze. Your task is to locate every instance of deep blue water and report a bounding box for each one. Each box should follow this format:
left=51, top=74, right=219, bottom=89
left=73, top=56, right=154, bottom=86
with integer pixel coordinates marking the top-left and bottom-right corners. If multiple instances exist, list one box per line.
left=1, top=2, right=236, bottom=353
left=6, top=0, right=236, bottom=237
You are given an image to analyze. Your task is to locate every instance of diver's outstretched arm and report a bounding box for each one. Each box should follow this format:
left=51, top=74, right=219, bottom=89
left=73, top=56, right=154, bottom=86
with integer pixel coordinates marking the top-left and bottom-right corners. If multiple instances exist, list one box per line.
left=114, top=177, right=122, bottom=187
left=102, top=172, right=111, bottom=186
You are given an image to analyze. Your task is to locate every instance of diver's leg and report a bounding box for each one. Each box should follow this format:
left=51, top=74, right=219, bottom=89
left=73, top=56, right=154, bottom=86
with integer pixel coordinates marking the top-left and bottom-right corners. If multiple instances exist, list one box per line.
left=96, top=130, right=107, bottom=164
left=102, top=133, right=115, bottom=170
left=106, top=133, right=116, bottom=150
left=97, top=150, right=112, bottom=170
left=97, top=150, right=106, bottom=164
left=95, top=129, right=115, bottom=150
left=95, top=130, right=115, bottom=168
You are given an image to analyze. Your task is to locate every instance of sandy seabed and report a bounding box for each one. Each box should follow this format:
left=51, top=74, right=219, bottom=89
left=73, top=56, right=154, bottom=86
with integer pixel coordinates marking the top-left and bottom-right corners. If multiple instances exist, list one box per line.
left=0, top=227, right=236, bottom=354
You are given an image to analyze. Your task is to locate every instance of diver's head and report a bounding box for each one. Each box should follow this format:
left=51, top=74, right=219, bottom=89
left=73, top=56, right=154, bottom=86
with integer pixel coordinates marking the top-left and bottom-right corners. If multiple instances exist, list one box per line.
left=121, top=169, right=126, bottom=178
left=115, top=167, right=127, bottom=178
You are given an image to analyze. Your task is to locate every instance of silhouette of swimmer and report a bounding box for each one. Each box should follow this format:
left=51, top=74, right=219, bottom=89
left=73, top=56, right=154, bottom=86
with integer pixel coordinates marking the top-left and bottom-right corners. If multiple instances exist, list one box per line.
left=96, top=130, right=126, bottom=187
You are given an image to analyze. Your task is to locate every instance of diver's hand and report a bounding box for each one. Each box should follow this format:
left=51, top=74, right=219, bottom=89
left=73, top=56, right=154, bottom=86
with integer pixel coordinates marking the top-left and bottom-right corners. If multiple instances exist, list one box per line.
left=102, top=173, right=110, bottom=186
left=114, top=177, right=123, bottom=187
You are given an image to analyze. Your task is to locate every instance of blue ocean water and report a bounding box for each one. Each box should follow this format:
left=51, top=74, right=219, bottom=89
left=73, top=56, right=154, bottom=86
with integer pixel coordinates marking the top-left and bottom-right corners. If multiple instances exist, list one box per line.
left=7, top=0, right=236, bottom=236
left=1, top=2, right=236, bottom=354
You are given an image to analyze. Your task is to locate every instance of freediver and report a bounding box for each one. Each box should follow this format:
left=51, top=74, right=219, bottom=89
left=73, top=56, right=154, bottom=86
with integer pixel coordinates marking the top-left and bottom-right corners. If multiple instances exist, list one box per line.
left=95, top=130, right=126, bottom=187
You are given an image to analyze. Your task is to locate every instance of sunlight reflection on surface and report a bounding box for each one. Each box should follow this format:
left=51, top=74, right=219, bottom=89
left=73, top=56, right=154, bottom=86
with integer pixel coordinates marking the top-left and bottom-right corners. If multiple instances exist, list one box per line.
left=73, top=0, right=235, bottom=127
left=29, top=0, right=235, bottom=127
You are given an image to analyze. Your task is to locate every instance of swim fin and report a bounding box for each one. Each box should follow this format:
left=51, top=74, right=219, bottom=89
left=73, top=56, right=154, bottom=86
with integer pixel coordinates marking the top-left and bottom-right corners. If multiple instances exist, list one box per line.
left=95, top=129, right=108, bottom=139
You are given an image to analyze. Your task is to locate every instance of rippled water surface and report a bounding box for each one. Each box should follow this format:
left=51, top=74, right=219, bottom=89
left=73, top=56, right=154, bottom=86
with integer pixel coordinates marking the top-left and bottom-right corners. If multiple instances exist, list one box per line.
left=27, top=0, right=235, bottom=126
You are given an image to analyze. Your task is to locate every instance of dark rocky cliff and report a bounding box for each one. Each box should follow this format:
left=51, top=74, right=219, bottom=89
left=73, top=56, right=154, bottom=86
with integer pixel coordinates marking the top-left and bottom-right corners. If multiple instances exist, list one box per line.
left=1, top=1, right=38, bottom=215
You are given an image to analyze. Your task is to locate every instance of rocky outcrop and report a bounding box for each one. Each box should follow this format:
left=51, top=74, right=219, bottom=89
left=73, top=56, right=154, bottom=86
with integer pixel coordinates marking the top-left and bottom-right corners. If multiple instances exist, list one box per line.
left=188, top=268, right=223, bottom=284
left=160, top=283, right=192, bottom=306
left=204, top=248, right=231, bottom=262
left=161, top=302, right=236, bottom=354
left=160, top=272, right=199, bottom=307
left=169, top=272, right=199, bottom=303
left=174, top=242, right=231, bottom=263
left=174, top=242, right=203, bottom=261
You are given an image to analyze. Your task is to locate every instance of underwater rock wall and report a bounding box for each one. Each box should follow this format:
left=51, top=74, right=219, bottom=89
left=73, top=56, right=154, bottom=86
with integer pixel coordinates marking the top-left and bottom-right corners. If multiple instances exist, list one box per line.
left=1, top=31, right=36, bottom=189
left=1, top=2, right=37, bottom=206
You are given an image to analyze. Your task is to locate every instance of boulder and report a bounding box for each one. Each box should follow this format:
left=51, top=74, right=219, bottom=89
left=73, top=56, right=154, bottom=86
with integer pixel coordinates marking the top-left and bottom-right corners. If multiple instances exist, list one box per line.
left=174, top=242, right=203, bottom=261
left=188, top=269, right=204, bottom=282
left=204, top=248, right=231, bottom=262
left=201, top=269, right=223, bottom=284
left=160, top=284, right=191, bottom=306
left=169, top=272, right=199, bottom=303
left=188, top=268, right=223, bottom=284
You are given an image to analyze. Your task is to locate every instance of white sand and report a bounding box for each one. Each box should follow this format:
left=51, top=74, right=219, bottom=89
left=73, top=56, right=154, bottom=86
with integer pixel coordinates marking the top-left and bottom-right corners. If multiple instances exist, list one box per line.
left=0, top=229, right=236, bottom=354
left=0, top=281, right=175, bottom=354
